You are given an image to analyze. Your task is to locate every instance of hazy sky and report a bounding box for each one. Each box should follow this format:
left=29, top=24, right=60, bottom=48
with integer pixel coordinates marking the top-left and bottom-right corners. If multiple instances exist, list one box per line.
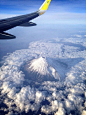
left=0, top=0, right=86, bottom=59
left=0, top=0, right=86, bottom=25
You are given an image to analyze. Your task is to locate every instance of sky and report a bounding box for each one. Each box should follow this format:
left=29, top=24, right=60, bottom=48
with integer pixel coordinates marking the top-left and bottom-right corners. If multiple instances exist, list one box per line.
left=0, top=0, right=86, bottom=58
left=0, top=0, right=86, bottom=13
left=0, top=0, right=86, bottom=25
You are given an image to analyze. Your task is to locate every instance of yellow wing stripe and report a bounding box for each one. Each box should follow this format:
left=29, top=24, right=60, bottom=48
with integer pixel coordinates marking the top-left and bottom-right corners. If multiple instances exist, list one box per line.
left=40, top=0, right=51, bottom=11
left=38, top=0, right=51, bottom=15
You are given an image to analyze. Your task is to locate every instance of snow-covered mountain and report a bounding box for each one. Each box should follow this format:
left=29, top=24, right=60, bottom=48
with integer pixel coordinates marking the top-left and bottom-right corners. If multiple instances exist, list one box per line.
left=26, top=57, right=60, bottom=81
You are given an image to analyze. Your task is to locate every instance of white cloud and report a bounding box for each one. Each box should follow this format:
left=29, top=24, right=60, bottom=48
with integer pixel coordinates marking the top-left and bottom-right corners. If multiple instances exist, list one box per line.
left=82, top=110, right=86, bottom=115
left=55, top=107, right=66, bottom=115
left=0, top=37, right=86, bottom=114
left=34, top=12, right=86, bottom=25
left=1, top=12, right=86, bottom=25
left=74, top=35, right=82, bottom=38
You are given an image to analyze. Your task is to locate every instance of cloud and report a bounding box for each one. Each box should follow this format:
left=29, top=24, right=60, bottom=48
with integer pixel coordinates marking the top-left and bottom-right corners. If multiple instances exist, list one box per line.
left=73, top=35, right=82, bottom=38
left=0, top=37, right=86, bottom=114
left=33, top=12, right=86, bottom=25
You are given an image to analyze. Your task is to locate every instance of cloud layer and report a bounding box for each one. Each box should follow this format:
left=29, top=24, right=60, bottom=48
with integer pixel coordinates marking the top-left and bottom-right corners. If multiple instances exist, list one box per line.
left=0, top=35, right=86, bottom=115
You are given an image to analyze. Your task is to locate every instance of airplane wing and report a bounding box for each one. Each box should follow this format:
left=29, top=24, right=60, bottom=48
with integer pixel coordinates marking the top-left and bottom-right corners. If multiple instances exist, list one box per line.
left=0, top=0, right=51, bottom=39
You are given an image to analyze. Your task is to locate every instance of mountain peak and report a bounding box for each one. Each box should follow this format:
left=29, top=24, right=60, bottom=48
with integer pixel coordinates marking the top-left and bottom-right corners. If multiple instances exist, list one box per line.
left=29, top=57, right=49, bottom=75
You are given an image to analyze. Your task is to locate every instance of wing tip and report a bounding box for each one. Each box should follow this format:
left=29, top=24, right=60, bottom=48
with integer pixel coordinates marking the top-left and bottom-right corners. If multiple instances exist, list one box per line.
left=38, top=0, right=51, bottom=15
left=0, top=32, right=16, bottom=40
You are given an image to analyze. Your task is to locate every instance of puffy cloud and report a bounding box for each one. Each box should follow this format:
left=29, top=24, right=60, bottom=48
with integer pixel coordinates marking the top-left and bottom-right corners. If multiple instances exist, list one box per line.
left=82, top=110, right=86, bottom=115
left=55, top=107, right=66, bottom=115
left=74, top=35, right=82, bottom=38
left=0, top=38, right=86, bottom=114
